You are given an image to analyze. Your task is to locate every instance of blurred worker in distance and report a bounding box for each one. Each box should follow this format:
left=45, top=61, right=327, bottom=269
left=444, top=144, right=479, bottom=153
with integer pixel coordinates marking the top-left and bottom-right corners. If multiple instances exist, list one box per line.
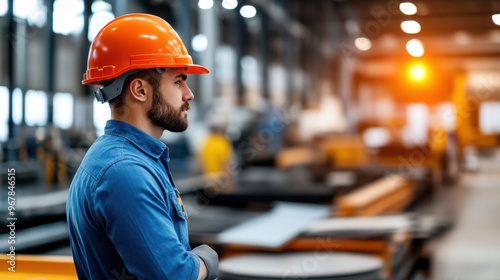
left=66, top=14, right=218, bottom=280
left=199, top=112, right=234, bottom=193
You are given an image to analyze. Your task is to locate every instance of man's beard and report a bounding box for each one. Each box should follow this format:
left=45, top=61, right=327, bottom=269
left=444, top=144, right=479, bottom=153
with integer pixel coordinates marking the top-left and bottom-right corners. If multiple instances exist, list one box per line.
left=147, top=88, right=190, bottom=132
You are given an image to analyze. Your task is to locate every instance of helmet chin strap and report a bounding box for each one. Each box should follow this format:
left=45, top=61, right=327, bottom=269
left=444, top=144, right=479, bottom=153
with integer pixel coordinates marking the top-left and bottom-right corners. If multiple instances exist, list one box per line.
left=155, top=67, right=168, bottom=74
left=94, top=69, right=141, bottom=103
left=94, top=68, right=169, bottom=103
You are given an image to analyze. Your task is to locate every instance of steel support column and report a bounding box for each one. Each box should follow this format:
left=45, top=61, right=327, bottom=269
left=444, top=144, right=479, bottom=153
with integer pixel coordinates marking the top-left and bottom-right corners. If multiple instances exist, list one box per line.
left=7, top=0, right=15, bottom=140
left=46, top=0, right=55, bottom=125
left=198, top=3, right=219, bottom=109
left=259, top=10, right=270, bottom=101
left=234, top=5, right=246, bottom=105
left=175, top=0, right=192, bottom=56
left=5, top=0, right=16, bottom=161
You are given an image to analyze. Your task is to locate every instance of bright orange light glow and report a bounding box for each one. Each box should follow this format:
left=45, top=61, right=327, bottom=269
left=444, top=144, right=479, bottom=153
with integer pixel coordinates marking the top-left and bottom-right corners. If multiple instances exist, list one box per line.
left=408, top=64, right=427, bottom=82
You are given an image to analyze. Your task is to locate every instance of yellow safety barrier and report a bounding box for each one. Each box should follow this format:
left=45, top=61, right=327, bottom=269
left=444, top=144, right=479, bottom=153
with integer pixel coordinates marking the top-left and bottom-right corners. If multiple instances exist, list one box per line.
left=0, top=254, right=77, bottom=279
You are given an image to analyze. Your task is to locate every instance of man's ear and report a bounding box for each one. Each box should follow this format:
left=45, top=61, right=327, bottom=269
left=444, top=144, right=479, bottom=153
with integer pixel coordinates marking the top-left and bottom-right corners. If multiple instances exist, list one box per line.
left=127, top=78, right=149, bottom=103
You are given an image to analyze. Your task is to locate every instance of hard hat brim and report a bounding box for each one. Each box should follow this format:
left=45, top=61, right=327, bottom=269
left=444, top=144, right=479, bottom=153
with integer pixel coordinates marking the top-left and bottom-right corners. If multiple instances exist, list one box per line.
left=82, top=64, right=209, bottom=85
left=186, top=64, right=210, bottom=75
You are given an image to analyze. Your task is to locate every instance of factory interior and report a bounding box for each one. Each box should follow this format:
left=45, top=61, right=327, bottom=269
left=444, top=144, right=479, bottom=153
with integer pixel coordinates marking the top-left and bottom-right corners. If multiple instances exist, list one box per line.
left=1, top=0, right=500, bottom=279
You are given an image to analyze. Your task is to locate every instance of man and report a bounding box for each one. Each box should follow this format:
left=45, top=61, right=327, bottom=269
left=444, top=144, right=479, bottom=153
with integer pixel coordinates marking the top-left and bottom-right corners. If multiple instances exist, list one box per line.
left=66, top=14, right=218, bottom=280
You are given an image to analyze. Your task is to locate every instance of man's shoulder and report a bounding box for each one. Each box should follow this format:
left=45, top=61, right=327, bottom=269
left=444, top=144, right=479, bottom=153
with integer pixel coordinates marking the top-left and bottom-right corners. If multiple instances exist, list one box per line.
left=80, top=134, right=151, bottom=178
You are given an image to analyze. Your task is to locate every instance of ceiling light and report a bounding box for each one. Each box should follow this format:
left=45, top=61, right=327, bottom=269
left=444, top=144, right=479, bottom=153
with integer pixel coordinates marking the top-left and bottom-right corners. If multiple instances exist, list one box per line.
left=493, top=14, right=500, bottom=26
left=240, top=5, right=256, bottom=18
left=401, top=20, right=421, bottom=34
left=198, top=0, right=213, bottom=10
left=192, top=34, right=208, bottom=52
left=400, top=2, right=417, bottom=15
left=406, top=39, right=424, bottom=57
left=222, top=0, right=238, bottom=10
left=354, top=37, right=372, bottom=51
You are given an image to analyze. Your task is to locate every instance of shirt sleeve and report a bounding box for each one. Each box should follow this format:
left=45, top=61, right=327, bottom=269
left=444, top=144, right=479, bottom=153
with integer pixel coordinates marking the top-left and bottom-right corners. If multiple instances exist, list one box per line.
left=93, top=160, right=200, bottom=280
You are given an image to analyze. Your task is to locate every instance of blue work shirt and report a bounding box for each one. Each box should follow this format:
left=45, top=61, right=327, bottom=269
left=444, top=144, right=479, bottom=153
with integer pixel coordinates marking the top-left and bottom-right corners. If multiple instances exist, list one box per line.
left=67, top=120, right=200, bottom=280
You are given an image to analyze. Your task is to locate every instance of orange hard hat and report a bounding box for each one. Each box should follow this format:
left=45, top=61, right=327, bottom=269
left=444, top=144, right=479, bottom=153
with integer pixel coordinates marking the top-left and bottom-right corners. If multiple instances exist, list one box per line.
left=83, top=13, right=209, bottom=86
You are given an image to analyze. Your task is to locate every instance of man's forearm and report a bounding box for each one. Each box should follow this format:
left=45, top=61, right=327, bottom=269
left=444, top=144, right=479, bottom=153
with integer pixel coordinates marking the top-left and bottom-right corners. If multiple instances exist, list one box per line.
left=197, top=257, right=208, bottom=280
left=192, top=245, right=218, bottom=280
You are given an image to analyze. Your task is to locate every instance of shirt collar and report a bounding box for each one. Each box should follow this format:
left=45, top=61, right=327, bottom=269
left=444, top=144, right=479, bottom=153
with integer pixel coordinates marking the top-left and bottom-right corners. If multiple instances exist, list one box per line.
left=104, top=120, right=168, bottom=159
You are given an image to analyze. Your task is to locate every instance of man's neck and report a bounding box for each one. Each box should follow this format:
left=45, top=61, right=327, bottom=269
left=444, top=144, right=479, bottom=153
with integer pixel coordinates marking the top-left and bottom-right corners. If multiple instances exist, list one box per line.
left=112, top=113, right=163, bottom=139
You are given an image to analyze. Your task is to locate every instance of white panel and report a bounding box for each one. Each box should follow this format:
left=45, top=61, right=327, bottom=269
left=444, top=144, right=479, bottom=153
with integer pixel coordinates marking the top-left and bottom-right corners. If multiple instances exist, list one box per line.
left=403, top=103, right=429, bottom=146
left=0, top=86, right=8, bottom=141
left=479, top=102, right=500, bottom=134
left=217, top=202, right=330, bottom=248
left=25, top=90, right=48, bottom=126
left=53, top=92, right=74, bottom=129
left=12, top=88, right=23, bottom=125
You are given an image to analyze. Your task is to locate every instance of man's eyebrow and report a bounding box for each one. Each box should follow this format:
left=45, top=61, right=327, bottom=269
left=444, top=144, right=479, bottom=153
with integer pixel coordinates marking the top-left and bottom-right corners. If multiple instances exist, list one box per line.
left=175, top=73, right=188, bottom=81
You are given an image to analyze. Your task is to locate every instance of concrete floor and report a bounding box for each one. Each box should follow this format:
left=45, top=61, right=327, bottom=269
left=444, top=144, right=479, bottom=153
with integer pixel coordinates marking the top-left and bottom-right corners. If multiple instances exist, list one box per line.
left=431, top=149, right=500, bottom=280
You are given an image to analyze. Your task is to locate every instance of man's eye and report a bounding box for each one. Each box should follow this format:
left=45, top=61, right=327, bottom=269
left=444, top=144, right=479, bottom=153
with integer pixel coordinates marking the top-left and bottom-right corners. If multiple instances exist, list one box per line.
left=175, top=80, right=181, bottom=85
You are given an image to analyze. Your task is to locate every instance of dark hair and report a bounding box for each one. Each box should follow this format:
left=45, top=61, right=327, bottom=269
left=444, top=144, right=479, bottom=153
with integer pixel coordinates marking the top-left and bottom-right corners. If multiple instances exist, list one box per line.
left=107, top=69, right=162, bottom=113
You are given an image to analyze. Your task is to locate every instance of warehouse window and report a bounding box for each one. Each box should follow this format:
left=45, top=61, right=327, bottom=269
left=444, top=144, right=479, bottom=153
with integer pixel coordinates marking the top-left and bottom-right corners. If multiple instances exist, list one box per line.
left=53, top=0, right=84, bottom=35
left=479, top=102, right=500, bottom=134
left=0, top=86, right=8, bottom=142
left=93, top=99, right=110, bottom=136
left=13, top=0, right=46, bottom=27
left=25, top=90, right=48, bottom=126
left=0, top=0, right=7, bottom=16
left=88, top=0, right=115, bottom=42
left=53, top=92, right=74, bottom=129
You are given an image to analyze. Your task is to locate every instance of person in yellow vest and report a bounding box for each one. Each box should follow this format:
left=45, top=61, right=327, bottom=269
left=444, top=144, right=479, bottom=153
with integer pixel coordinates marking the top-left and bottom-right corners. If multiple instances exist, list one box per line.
left=199, top=115, right=234, bottom=193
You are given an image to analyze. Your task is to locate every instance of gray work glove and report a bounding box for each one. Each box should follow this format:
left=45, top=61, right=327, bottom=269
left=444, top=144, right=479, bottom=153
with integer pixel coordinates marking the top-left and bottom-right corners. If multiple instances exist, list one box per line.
left=192, top=244, right=218, bottom=280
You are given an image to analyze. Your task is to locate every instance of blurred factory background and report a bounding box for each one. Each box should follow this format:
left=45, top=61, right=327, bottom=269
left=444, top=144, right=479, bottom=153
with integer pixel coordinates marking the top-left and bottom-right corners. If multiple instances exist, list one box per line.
left=1, top=0, right=500, bottom=279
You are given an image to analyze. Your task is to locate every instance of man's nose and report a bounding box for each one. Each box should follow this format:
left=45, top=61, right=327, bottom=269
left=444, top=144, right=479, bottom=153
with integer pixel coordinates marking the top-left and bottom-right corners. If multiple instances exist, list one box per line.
left=183, top=85, right=194, bottom=101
